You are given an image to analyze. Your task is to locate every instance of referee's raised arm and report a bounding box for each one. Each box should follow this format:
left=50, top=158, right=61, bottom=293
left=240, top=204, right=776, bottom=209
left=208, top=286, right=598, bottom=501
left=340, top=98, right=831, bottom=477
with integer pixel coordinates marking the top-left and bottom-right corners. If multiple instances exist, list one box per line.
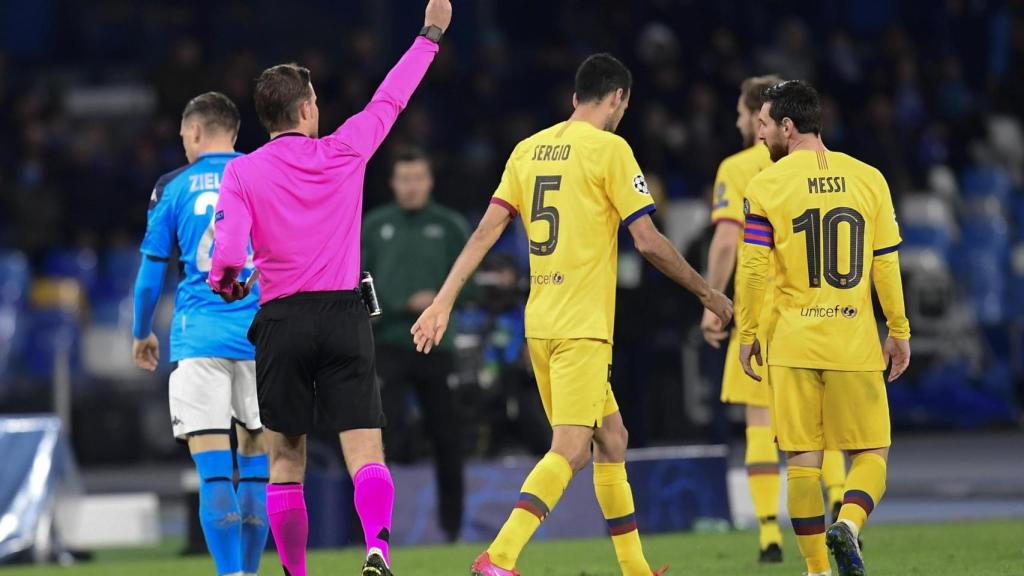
left=328, top=0, right=452, bottom=158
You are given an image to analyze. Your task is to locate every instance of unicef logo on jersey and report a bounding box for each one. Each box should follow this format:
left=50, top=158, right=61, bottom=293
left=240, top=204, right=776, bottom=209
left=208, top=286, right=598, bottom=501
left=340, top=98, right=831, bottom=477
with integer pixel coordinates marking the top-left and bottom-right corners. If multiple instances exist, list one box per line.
left=632, top=174, right=649, bottom=195
left=531, top=271, right=566, bottom=286
left=800, top=305, right=858, bottom=319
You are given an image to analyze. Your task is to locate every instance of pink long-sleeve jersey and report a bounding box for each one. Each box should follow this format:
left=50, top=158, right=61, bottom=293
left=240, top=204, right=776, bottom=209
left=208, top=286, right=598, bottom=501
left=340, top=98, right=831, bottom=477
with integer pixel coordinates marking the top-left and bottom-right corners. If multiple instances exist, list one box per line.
left=209, top=37, right=439, bottom=304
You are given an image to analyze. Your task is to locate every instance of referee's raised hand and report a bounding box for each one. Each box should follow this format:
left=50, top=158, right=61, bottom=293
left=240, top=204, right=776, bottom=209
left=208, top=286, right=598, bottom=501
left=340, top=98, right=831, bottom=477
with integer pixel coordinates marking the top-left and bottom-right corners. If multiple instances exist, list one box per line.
left=425, top=0, right=452, bottom=32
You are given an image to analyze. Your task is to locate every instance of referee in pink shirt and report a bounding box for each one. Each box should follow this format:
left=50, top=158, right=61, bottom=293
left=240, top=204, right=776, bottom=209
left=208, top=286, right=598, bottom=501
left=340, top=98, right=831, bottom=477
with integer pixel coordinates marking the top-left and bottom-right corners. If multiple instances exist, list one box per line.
left=209, top=2, right=452, bottom=575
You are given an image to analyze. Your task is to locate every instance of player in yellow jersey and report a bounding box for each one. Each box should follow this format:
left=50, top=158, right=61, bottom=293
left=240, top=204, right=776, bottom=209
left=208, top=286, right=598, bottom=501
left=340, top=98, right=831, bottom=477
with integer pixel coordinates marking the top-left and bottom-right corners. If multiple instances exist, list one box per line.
left=703, top=75, right=851, bottom=564
left=412, top=54, right=732, bottom=576
left=736, top=80, right=911, bottom=576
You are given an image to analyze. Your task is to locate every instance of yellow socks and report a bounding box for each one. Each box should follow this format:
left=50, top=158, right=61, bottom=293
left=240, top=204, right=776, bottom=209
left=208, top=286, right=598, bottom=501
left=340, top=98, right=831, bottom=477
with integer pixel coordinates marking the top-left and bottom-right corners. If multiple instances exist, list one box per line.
left=788, top=465, right=830, bottom=574
left=822, top=449, right=847, bottom=513
left=594, top=462, right=651, bottom=576
left=487, top=452, right=573, bottom=569
left=838, top=452, right=887, bottom=533
left=745, top=425, right=782, bottom=550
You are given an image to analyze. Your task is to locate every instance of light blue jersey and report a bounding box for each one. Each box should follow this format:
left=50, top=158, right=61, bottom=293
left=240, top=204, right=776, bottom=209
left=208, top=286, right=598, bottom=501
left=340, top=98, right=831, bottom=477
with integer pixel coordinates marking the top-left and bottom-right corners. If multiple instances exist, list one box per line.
left=140, top=152, right=258, bottom=361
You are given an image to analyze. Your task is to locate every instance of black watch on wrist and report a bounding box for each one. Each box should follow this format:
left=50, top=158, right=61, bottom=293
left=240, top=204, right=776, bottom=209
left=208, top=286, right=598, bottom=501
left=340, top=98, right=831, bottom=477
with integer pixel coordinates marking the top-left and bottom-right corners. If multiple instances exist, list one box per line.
left=419, top=25, right=444, bottom=44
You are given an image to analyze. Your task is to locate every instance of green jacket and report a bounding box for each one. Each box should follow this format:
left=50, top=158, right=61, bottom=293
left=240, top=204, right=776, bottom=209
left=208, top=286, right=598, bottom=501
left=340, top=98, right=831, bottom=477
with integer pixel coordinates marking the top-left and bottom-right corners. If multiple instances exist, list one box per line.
left=362, top=201, right=472, bottom=352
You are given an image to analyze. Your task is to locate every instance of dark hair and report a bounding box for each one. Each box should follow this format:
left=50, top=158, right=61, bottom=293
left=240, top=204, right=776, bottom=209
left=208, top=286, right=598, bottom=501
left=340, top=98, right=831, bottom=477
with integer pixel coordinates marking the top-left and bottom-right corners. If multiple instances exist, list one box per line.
left=761, top=80, right=822, bottom=135
left=391, top=146, right=431, bottom=172
left=574, top=53, right=633, bottom=104
left=182, top=92, right=240, bottom=135
left=254, top=63, right=313, bottom=133
left=740, top=75, right=784, bottom=113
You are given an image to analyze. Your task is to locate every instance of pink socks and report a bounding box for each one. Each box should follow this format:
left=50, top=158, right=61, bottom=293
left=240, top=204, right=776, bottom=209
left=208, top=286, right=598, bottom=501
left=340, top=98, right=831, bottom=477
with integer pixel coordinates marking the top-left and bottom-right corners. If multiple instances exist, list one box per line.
left=265, top=465, right=393, bottom=572
left=267, top=483, right=308, bottom=576
left=353, top=463, right=395, bottom=565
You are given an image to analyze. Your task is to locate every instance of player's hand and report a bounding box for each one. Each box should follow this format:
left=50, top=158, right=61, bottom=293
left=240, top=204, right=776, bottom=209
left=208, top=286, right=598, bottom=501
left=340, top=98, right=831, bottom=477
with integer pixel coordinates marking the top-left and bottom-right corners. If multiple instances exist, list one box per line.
left=700, top=307, right=729, bottom=349
left=883, top=336, right=910, bottom=382
left=411, top=302, right=451, bottom=354
left=424, top=0, right=452, bottom=32
left=701, top=288, right=733, bottom=327
left=218, top=280, right=251, bottom=303
left=408, top=290, right=437, bottom=314
left=739, top=339, right=763, bottom=382
left=132, top=333, right=160, bottom=372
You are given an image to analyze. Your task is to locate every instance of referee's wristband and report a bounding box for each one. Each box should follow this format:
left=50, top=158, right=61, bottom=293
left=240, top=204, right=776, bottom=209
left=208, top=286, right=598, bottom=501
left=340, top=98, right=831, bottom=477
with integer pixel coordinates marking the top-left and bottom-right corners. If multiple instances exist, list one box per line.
left=419, top=25, right=444, bottom=44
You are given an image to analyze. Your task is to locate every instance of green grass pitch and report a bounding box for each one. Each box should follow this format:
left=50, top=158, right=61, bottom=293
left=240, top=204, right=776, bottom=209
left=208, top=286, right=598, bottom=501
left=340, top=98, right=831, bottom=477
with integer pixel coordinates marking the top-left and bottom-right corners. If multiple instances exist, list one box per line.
left=1, top=520, right=1021, bottom=575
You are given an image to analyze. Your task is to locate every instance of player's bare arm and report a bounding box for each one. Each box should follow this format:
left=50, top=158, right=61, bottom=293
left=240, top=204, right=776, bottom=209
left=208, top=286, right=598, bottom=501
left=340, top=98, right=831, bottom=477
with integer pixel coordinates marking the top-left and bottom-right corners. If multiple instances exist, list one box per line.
left=412, top=203, right=512, bottom=353
left=626, top=213, right=733, bottom=324
left=701, top=220, right=741, bottom=347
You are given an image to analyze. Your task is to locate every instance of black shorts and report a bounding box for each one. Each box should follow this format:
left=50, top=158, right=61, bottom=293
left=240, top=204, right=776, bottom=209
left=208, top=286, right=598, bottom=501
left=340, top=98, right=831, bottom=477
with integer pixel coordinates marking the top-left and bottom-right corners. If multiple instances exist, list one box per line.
left=248, top=290, right=385, bottom=436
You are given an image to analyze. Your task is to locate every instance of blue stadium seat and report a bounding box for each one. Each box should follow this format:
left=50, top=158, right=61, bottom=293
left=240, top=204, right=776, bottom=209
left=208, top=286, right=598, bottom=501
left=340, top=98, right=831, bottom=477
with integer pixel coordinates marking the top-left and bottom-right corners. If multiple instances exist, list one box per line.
left=900, top=223, right=954, bottom=257
left=90, top=247, right=140, bottom=325
left=0, top=251, right=30, bottom=307
left=962, top=251, right=1007, bottom=326
left=961, top=210, right=1011, bottom=257
left=23, top=309, right=81, bottom=379
left=102, top=247, right=140, bottom=297
left=960, top=166, right=1013, bottom=204
left=42, top=248, right=100, bottom=298
left=1014, top=195, right=1024, bottom=241
left=1011, top=243, right=1024, bottom=320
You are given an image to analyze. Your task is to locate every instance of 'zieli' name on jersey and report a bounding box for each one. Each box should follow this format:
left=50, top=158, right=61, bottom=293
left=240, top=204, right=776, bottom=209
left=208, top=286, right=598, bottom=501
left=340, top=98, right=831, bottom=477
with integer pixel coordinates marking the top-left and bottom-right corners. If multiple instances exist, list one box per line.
left=531, top=144, right=572, bottom=161
left=190, top=172, right=222, bottom=192
left=807, top=176, right=846, bottom=194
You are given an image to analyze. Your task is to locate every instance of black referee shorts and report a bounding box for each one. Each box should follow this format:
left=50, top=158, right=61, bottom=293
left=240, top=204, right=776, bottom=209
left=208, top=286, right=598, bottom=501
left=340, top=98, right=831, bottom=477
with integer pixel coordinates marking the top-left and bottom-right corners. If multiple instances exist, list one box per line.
left=247, top=290, right=385, bottom=436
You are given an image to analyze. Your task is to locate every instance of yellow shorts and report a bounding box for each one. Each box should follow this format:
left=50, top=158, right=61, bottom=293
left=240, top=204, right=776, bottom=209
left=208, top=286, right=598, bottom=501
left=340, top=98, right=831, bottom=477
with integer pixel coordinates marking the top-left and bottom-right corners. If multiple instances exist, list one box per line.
left=527, top=338, right=619, bottom=428
left=768, top=366, right=891, bottom=452
left=720, top=331, right=771, bottom=407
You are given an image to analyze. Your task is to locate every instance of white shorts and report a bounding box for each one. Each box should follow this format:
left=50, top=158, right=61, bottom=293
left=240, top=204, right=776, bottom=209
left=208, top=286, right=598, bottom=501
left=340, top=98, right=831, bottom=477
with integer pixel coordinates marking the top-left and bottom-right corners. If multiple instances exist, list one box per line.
left=169, top=358, right=262, bottom=440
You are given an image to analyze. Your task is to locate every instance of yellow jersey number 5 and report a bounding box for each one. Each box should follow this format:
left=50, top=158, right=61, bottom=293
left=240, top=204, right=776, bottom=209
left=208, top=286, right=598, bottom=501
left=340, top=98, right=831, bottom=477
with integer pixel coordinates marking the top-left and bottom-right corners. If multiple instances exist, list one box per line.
left=530, top=175, right=562, bottom=256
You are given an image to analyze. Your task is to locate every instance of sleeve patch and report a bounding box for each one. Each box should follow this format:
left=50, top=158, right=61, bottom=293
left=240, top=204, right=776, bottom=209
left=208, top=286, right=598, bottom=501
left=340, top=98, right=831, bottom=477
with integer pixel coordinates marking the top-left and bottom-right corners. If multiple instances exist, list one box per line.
left=713, top=183, right=728, bottom=209
left=632, top=174, right=649, bottom=195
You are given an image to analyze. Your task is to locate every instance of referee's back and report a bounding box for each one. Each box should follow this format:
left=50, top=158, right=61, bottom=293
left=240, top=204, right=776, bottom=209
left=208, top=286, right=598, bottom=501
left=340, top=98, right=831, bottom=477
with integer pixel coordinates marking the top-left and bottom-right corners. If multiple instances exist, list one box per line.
left=209, top=37, right=441, bottom=304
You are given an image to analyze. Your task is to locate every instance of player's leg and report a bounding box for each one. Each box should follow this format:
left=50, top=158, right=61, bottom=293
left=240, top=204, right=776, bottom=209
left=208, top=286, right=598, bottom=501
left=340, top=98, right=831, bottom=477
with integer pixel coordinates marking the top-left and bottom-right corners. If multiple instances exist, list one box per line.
left=823, top=370, right=891, bottom=575
left=475, top=339, right=593, bottom=575
left=786, top=450, right=829, bottom=575
left=593, top=408, right=660, bottom=576
left=483, top=424, right=586, bottom=572
left=771, top=366, right=831, bottom=576
left=234, top=424, right=269, bottom=576
left=265, top=431, right=309, bottom=576
left=722, top=333, right=783, bottom=561
left=822, top=449, right=848, bottom=522
left=744, top=404, right=783, bottom=561
left=171, top=358, right=243, bottom=576
left=232, top=359, right=269, bottom=576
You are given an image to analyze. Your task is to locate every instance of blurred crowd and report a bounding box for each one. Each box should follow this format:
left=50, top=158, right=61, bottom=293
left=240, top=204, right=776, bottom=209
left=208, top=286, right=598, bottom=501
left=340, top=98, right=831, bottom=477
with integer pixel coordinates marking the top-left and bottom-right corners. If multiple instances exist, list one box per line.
left=0, top=0, right=1022, bottom=460
left=0, top=1, right=1019, bottom=254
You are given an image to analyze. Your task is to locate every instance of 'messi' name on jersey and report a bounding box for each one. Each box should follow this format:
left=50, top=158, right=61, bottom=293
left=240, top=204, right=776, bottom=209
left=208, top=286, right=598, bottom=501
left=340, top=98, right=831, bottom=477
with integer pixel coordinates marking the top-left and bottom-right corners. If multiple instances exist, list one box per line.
left=807, top=175, right=846, bottom=194
left=531, top=144, right=572, bottom=162
left=190, top=172, right=223, bottom=192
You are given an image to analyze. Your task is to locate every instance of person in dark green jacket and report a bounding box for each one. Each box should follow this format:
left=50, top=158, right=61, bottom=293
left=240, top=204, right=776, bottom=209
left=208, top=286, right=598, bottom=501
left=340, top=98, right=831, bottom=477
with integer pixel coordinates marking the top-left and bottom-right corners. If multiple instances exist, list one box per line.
left=362, top=147, right=468, bottom=542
